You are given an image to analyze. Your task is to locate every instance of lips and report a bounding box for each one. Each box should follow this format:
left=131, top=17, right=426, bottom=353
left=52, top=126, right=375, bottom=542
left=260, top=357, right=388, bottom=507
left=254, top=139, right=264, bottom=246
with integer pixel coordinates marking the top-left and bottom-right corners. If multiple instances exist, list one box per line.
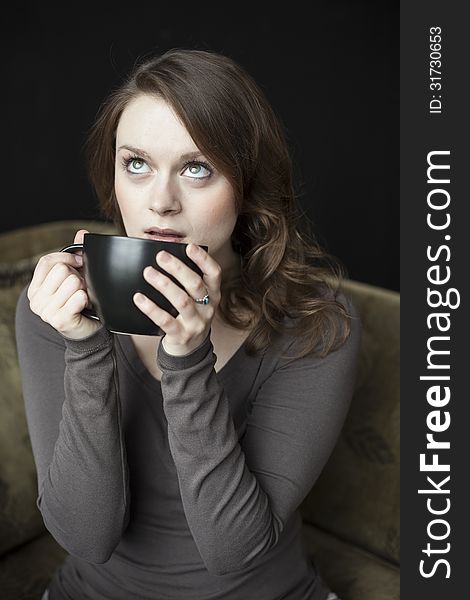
left=144, top=227, right=186, bottom=243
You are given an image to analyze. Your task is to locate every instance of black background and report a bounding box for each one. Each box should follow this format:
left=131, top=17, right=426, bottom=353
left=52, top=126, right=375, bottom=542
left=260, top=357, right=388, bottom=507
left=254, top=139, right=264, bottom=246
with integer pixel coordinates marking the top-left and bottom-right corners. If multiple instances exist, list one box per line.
left=3, top=1, right=398, bottom=291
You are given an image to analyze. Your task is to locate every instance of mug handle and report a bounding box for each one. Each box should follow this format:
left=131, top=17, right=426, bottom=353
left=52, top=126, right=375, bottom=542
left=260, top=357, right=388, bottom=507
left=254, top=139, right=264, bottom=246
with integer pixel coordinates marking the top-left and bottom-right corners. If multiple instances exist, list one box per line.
left=60, top=243, right=99, bottom=321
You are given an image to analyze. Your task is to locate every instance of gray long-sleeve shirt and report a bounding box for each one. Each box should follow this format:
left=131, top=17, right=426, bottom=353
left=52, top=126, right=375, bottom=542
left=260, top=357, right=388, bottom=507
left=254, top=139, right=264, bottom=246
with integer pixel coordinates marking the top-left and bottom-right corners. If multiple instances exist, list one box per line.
left=15, top=286, right=361, bottom=600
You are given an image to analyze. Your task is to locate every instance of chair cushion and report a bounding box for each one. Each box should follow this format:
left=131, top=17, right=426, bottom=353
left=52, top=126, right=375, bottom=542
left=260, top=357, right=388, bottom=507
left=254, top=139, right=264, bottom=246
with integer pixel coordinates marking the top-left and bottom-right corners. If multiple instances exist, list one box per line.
left=0, top=220, right=116, bottom=263
left=303, top=523, right=399, bottom=600
left=300, top=280, right=400, bottom=564
left=0, top=532, right=66, bottom=600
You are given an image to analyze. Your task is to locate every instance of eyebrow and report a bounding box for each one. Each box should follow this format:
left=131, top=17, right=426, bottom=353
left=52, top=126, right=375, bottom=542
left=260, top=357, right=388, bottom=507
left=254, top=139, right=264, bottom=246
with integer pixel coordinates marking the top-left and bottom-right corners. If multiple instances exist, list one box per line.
left=117, top=145, right=205, bottom=162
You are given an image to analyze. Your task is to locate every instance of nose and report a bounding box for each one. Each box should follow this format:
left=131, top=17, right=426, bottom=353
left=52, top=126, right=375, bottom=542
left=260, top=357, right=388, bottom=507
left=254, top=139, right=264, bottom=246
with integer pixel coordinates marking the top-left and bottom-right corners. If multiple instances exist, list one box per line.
left=148, top=175, right=182, bottom=215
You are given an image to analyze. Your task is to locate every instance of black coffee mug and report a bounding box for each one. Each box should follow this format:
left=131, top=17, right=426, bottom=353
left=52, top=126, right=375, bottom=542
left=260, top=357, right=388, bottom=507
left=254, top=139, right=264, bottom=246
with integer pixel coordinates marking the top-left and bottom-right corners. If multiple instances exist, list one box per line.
left=61, top=233, right=208, bottom=336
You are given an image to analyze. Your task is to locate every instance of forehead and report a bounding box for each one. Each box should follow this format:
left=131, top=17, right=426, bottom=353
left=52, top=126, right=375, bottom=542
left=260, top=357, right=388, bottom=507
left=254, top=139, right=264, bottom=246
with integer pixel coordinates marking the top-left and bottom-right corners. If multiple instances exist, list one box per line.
left=116, top=94, right=198, bottom=152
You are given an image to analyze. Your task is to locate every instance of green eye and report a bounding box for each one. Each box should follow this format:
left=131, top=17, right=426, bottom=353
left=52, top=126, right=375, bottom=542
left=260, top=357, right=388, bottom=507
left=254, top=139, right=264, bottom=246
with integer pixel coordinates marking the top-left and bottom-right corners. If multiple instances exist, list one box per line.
left=121, top=155, right=150, bottom=174
left=128, top=158, right=149, bottom=173
left=131, top=159, right=144, bottom=171
left=183, top=161, right=212, bottom=179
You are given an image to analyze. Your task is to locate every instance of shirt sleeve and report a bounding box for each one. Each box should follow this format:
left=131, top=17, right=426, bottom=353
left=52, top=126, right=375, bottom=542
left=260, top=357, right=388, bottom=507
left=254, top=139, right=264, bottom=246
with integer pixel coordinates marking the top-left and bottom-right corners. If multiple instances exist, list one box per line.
left=157, top=296, right=362, bottom=576
left=15, top=286, right=130, bottom=563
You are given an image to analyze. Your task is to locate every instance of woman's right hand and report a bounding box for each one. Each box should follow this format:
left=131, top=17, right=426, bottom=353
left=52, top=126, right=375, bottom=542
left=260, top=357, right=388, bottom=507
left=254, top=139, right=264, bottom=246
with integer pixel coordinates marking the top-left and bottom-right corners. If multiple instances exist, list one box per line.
left=27, top=229, right=102, bottom=340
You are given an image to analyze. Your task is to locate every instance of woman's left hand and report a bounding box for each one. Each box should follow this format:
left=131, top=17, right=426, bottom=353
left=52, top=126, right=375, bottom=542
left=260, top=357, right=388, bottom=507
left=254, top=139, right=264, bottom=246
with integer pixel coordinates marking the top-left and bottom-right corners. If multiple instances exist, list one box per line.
left=133, top=243, right=221, bottom=356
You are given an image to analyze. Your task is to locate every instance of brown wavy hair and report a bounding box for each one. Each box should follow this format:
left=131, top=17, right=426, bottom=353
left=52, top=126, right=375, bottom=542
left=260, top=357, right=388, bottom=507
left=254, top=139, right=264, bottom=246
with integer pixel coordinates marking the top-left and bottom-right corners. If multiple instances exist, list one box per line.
left=84, top=48, right=353, bottom=359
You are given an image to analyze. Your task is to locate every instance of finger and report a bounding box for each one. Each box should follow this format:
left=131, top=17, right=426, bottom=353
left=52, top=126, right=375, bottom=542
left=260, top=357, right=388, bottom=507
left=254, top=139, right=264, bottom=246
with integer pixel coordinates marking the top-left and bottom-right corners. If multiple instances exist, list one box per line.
left=185, top=244, right=222, bottom=295
left=133, top=292, right=177, bottom=334
left=43, top=287, right=89, bottom=332
left=28, top=253, right=83, bottom=300
left=39, top=262, right=83, bottom=299
left=34, top=273, right=85, bottom=321
left=48, top=273, right=86, bottom=313
left=71, top=229, right=89, bottom=258
left=73, top=229, right=89, bottom=245
left=155, top=251, right=208, bottom=301
left=143, top=266, right=201, bottom=318
left=53, top=288, right=89, bottom=325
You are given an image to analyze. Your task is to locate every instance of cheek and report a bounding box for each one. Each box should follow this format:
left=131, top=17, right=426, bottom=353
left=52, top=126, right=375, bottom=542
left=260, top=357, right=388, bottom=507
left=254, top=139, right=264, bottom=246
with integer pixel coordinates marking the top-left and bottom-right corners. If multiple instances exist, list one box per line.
left=197, top=201, right=237, bottom=242
left=200, top=183, right=237, bottom=228
left=206, top=203, right=236, bottom=227
left=114, top=176, right=136, bottom=221
left=114, top=174, right=126, bottom=211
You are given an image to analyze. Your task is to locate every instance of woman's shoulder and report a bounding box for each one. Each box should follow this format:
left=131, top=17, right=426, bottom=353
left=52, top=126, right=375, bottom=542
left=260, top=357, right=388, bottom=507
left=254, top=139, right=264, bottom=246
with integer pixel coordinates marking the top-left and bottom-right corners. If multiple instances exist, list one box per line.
left=316, top=281, right=358, bottom=314
left=271, top=285, right=361, bottom=366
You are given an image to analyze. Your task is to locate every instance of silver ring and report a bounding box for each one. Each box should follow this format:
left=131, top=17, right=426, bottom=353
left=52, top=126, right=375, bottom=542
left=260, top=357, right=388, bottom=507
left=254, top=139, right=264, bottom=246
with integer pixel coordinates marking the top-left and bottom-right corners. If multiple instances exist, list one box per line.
left=194, top=293, right=210, bottom=305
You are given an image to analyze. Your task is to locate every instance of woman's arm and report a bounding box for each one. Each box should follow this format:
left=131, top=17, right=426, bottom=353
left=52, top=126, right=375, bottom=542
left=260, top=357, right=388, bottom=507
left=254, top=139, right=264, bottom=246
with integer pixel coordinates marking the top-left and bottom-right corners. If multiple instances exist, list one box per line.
left=158, top=296, right=361, bottom=576
left=15, top=286, right=130, bottom=563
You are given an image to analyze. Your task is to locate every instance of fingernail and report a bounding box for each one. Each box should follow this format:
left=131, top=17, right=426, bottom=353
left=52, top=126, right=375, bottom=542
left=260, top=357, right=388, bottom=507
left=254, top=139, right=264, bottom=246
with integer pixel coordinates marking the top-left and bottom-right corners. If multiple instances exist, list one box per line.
left=74, top=255, right=83, bottom=264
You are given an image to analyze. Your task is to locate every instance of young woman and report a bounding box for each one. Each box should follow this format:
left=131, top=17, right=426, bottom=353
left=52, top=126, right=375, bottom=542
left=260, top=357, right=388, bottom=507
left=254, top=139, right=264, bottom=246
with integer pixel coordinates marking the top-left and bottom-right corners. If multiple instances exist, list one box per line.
left=16, top=49, right=361, bottom=600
